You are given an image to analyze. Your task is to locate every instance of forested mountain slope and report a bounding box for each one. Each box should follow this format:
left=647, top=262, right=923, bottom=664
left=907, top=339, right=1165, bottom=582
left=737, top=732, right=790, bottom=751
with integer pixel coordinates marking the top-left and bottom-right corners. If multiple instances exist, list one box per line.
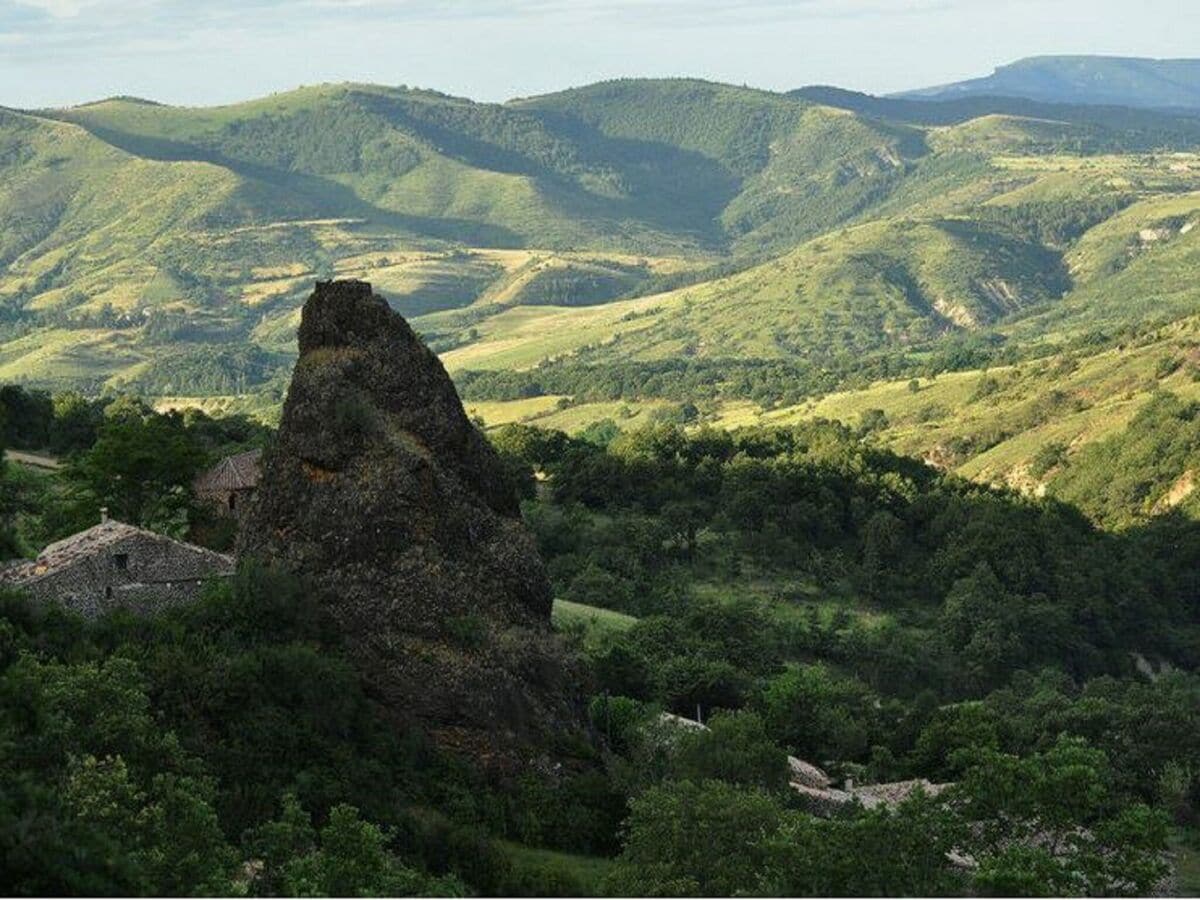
left=0, top=79, right=959, bottom=393
left=5, top=75, right=1200, bottom=524
left=446, top=145, right=1200, bottom=378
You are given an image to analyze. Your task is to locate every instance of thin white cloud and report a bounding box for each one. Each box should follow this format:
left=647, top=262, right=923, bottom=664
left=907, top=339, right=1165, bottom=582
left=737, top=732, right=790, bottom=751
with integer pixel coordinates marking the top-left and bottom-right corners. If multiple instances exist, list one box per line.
left=1, top=0, right=1196, bottom=108
left=11, top=0, right=82, bottom=17
left=0, top=0, right=979, bottom=61
left=6, top=0, right=972, bottom=30
left=10, top=0, right=112, bottom=18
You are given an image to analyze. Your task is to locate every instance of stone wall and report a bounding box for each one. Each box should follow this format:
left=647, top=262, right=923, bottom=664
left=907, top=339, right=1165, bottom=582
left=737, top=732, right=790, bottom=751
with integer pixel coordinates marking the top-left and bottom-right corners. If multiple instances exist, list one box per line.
left=196, top=485, right=255, bottom=517
left=19, top=532, right=234, bottom=618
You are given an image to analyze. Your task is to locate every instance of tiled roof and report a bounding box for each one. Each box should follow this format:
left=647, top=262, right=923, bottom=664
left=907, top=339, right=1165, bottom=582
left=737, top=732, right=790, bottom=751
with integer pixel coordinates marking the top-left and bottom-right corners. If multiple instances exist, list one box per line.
left=655, top=712, right=950, bottom=812
left=1, top=519, right=233, bottom=585
left=789, top=754, right=833, bottom=789
left=5, top=520, right=141, bottom=584
left=194, top=448, right=262, bottom=493
left=852, top=778, right=951, bottom=809
left=658, top=711, right=708, bottom=732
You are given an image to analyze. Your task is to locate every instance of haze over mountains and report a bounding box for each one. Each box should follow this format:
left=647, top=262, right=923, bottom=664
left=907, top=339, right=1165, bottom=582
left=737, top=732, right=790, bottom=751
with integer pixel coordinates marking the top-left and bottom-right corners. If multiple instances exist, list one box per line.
left=4, top=55, right=1200, bottom=509
left=898, top=56, right=1200, bottom=111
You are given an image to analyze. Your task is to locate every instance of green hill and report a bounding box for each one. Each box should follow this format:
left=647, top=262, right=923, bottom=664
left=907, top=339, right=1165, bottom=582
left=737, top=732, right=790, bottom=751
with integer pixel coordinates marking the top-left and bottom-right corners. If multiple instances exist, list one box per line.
left=435, top=146, right=1199, bottom=387
left=7, top=75, right=1200, bottom=501
left=518, top=79, right=934, bottom=251
left=40, top=84, right=715, bottom=251
left=461, top=309, right=1200, bottom=532
left=518, top=216, right=1068, bottom=364
left=511, top=79, right=812, bottom=176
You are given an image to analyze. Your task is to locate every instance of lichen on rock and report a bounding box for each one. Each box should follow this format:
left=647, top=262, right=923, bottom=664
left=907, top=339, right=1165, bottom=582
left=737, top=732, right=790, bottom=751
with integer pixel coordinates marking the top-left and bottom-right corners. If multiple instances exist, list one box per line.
left=238, top=280, right=584, bottom=760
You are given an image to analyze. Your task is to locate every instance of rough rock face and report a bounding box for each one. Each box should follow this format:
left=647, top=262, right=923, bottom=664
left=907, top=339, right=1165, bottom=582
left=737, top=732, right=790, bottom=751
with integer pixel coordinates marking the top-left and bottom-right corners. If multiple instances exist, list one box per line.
left=238, top=280, right=582, bottom=759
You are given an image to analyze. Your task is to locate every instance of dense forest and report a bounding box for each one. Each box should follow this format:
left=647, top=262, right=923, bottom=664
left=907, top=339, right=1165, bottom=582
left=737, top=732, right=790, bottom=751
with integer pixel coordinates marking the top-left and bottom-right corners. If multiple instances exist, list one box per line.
left=1, top=384, right=1198, bottom=895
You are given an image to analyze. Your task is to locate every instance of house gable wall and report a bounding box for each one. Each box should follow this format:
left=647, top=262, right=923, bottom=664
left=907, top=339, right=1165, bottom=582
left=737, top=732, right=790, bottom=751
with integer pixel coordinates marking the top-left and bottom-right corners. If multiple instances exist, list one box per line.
left=20, top=532, right=233, bottom=618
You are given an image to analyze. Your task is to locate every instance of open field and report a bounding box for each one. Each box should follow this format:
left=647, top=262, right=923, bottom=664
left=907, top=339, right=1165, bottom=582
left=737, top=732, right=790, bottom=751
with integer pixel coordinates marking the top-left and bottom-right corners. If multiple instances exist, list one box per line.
left=552, top=599, right=638, bottom=644
left=497, top=841, right=617, bottom=895
left=4, top=450, right=61, bottom=471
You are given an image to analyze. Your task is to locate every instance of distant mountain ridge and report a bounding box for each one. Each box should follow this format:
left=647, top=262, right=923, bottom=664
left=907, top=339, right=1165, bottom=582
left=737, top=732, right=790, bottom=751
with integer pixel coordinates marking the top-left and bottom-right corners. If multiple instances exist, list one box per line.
left=894, top=55, right=1200, bottom=111
left=791, top=85, right=1200, bottom=135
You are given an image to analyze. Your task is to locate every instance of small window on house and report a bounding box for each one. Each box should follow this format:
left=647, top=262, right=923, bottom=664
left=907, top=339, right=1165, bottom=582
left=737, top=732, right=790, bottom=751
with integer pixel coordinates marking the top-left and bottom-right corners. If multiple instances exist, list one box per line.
left=105, top=586, right=113, bottom=599
left=229, top=493, right=237, bottom=512
left=113, top=553, right=129, bottom=571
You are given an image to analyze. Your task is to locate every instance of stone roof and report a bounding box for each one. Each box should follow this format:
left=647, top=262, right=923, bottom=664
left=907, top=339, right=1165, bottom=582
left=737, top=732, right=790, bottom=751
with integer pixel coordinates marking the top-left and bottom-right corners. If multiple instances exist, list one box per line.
left=194, top=448, right=262, bottom=494
left=658, top=711, right=709, bottom=732
left=2, top=519, right=233, bottom=585
left=792, top=775, right=950, bottom=813
left=788, top=754, right=833, bottom=789
left=851, top=778, right=951, bottom=810
left=655, top=712, right=949, bottom=811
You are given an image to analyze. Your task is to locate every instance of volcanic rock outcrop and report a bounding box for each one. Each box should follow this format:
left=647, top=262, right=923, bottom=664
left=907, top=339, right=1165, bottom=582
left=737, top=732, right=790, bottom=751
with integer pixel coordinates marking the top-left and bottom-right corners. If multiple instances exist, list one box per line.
left=238, top=280, right=583, bottom=758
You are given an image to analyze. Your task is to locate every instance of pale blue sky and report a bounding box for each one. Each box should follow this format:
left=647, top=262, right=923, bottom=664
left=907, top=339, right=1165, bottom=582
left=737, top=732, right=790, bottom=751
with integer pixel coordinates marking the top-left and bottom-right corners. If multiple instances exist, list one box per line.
left=3, top=0, right=1199, bottom=108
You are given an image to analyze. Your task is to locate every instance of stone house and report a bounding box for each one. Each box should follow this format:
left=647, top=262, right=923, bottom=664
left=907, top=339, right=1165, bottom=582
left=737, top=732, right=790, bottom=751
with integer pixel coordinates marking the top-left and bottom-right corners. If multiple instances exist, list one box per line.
left=0, top=511, right=235, bottom=617
left=657, top=711, right=950, bottom=815
left=194, top=448, right=262, bottom=515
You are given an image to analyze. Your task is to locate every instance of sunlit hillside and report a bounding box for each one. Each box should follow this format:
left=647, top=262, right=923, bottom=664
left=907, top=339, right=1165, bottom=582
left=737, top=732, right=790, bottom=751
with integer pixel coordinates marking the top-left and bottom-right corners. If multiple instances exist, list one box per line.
left=5, top=81, right=1200, bottom=511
